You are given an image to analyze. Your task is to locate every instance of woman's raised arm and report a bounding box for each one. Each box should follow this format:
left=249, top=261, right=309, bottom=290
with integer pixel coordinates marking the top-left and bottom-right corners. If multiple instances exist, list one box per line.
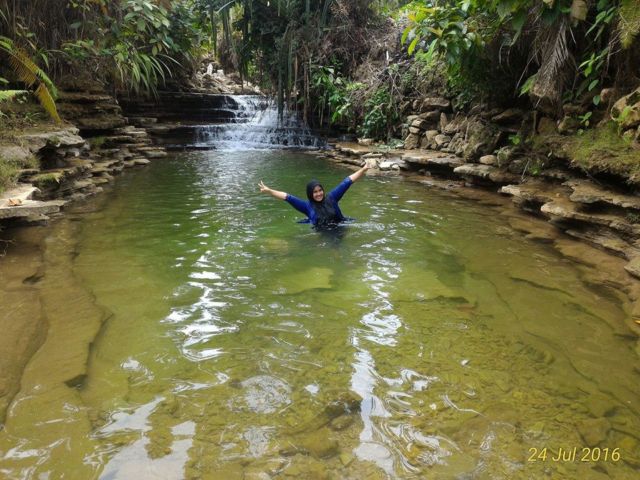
left=348, top=164, right=370, bottom=183
left=259, top=180, right=287, bottom=200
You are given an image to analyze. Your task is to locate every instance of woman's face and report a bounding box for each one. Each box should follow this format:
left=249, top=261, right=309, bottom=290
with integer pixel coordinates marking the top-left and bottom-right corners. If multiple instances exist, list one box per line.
left=312, top=185, right=324, bottom=202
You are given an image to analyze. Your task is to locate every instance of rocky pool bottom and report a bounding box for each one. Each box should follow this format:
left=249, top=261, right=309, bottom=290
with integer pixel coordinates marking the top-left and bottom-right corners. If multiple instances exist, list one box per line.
left=0, top=150, right=639, bottom=479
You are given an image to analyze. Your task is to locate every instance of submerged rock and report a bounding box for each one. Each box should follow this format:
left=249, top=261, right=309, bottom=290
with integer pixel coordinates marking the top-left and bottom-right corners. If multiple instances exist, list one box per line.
left=576, top=417, right=611, bottom=447
left=276, top=267, right=333, bottom=294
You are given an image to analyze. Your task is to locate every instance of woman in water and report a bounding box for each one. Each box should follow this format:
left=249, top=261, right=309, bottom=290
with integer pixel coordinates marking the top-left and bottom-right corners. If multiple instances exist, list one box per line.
left=259, top=164, right=370, bottom=228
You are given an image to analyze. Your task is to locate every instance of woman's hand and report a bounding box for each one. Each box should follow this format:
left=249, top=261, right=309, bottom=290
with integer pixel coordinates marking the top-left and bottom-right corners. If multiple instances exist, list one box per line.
left=259, top=180, right=270, bottom=193
left=349, top=164, right=370, bottom=183
left=259, top=181, right=287, bottom=200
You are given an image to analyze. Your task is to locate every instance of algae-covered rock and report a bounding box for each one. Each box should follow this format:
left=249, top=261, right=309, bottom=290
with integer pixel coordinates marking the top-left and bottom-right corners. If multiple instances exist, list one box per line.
left=297, top=427, right=339, bottom=458
left=576, top=417, right=611, bottom=447
left=276, top=267, right=333, bottom=294
left=324, top=390, right=362, bottom=418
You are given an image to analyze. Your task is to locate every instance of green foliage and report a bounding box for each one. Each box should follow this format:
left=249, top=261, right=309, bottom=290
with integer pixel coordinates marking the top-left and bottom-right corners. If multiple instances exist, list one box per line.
left=401, top=0, right=638, bottom=120
left=310, top=64, right=364, bottom=128
left=619, top=0, right=640, bottom=48
left=62, top=0, right=205, bottom=96
left=0, top=90, right=28, bottom=102
left=0, top=153, right=38, bottom=193
left=0, top=36, right=60, bottom=122
left=360, top=86, right=399, bottom=140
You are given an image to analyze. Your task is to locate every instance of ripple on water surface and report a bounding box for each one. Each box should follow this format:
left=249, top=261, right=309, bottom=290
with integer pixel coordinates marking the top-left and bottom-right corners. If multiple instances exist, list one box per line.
left=0, top=150, right=638, bottom=480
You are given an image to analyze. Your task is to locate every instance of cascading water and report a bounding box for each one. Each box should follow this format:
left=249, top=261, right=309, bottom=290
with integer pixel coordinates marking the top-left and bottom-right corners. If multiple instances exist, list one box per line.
left=194, top=95, right=325, bottom=150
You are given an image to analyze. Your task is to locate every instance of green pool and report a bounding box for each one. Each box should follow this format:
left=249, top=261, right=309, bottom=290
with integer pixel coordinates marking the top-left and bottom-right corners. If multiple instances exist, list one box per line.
left=0, top=150, right=638, bottom=479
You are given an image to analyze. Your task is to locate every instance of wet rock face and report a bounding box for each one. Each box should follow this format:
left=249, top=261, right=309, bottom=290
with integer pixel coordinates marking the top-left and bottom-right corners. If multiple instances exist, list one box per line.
left=57, top=92, right=126, bottom=134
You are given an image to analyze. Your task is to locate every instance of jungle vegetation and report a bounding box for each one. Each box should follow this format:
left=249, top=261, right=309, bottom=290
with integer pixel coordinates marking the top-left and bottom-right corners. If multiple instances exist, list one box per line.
left=0, top=1, right=638, bottom=139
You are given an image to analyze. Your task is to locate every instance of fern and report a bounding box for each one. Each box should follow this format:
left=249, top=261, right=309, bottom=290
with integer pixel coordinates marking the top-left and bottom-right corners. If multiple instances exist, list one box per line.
left=0, top=36, right=60, bottom=122
left=0, top=90, right=28, bottom=102
left=34, top=84, right=60, bottom=122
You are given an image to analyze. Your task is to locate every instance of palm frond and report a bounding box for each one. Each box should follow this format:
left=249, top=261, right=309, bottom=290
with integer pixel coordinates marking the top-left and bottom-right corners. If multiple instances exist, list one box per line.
left=530, top=15, right=573, bottom=113
left=34, top=84, right=61, bottom=122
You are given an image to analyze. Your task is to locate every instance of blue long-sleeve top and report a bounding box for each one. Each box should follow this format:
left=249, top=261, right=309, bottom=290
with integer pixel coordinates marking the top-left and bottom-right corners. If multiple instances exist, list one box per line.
left=285, top=176, right=353, bottom=225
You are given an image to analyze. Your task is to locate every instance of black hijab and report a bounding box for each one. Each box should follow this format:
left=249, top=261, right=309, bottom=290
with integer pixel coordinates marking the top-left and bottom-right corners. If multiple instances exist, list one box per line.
left=306, top=179, right=339, bottom=227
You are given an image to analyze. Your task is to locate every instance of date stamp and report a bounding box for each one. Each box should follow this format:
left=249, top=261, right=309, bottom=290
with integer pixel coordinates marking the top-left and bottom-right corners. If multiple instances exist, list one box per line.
left=528, top=447, right=622, bottom=463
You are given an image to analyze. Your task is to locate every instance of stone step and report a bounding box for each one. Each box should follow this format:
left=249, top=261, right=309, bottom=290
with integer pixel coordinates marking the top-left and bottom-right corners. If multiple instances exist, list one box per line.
left=500, top=181, right=570, bottom=206
left=91, top=161, right=124, bottom=175
left=138, top=148, right=168, bottom=159
left=0, top=184, right=39, bottom=206
left=124, top=158, right=151, bottom=167
left=335, top=142, right=372, bottom=156
left=564, top=180, right=640, bottom=211
left=402, top=151, right=464, bottom=168
left=0, top=198, right=66, bottom=220
left=115, top=126, right=149, bottom=137
left=72, top=179, right=98, bottom=192
left=102, top=135, right=137, bottom=146
left=92, top=176, right=112, bottom=185
left=127, top=116, right=158, bottom=128
left=541, top=196, right=640, bottom=236
left=453, top=164, right=519, bottom=185
left=97, top=148, right=122, bottom=157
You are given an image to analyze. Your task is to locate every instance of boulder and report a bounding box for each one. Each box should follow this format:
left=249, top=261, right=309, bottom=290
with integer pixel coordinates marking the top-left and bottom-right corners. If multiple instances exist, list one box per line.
left=443, top=115, right=467, bottom=135
left=496, top=146, right=518, bottom=166
left=419, top=110, right=441, bottom=123
left=611, top=87, right=640, bottom=129
left=402, top=151, right=464, bottom=168
left=404, top=133, right=420, bottom=150
left=462, top=118, right=502, bottom=161
left=379, top=160, right=405, bottom=171
left=448, top=132, right=467, bottom=157
left=415, top=96, right=451, bottom=112
left=491, top=108, right=525, bottom=125
left=410, top=118, right=430, bottom=130
left=479, top=154, right=497, bottom=166
left=434, top=134, right=451, bottom=148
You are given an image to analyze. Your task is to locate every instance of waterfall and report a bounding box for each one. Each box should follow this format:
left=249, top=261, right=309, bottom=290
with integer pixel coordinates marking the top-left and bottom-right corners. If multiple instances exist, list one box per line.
left=194, top=95, right=324, bottom=150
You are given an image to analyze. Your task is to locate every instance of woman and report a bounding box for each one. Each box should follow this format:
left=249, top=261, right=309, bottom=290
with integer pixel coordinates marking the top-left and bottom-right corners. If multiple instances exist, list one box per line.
left=259, top=165, right=369, bottom=228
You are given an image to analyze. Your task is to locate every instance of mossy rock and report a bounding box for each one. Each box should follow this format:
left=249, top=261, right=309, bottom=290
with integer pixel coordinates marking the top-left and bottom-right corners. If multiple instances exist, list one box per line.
left=31, top=172, right=63, bottom=189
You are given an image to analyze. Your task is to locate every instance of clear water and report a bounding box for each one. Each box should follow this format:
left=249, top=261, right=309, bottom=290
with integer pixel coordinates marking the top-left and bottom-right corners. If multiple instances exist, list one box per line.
left=0, top=150, right=638, bottom=479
